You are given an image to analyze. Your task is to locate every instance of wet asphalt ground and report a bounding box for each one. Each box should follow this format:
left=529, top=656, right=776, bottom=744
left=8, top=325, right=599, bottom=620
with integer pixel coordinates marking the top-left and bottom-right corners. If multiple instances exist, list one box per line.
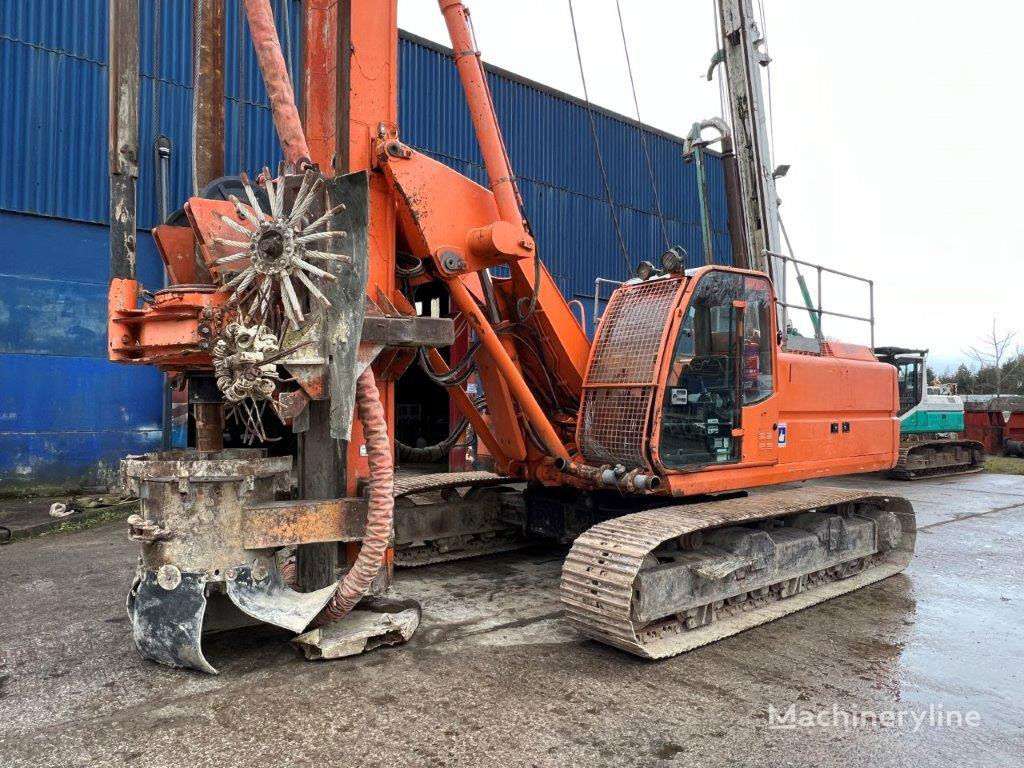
left=0, top=472, right=1021, bottom=767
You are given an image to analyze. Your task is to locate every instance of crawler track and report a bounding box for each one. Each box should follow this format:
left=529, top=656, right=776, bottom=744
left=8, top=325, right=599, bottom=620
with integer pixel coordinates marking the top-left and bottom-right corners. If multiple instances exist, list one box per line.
left=393, top=471, right=530, bottom=567
left=394, top=530, right=530, bottom=567
left=393, top=471, right=514, bottom=498
left=889, top=439, right=985, bottom=480
left=560, top=486, right=915, bottom=659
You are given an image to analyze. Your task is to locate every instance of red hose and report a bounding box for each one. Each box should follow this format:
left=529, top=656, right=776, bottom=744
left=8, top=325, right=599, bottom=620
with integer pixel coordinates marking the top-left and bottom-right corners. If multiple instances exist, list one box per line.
left=242, top=0, right=311, bottom=167
left=317, top=369, right=395, bottom=623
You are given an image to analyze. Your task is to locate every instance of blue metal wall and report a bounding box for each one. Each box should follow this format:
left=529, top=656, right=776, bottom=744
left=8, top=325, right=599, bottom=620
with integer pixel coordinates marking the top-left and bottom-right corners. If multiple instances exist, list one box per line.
left=0, top=4, right=730, bottom=492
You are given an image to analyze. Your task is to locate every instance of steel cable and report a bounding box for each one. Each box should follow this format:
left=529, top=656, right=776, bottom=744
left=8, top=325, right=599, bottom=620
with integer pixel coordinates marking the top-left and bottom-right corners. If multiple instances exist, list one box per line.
left=567, top=0, right=633, bottom=278
left=191, top=0, right=202, bottom=194
left=613, top=0, right=670, bottom=251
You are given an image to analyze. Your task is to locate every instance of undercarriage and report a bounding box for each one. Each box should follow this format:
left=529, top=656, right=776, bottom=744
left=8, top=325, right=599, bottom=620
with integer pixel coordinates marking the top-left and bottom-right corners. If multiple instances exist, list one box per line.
left=394, top=476, right=916, bottom=659
left=890, top=438, right=985, bottom=480
left=561, top=486, right=915, bottom=658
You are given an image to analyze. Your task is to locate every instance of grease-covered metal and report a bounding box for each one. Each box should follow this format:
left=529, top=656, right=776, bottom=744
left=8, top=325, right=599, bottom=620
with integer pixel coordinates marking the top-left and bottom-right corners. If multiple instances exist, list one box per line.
left=122, top=449, right=338, bottom=673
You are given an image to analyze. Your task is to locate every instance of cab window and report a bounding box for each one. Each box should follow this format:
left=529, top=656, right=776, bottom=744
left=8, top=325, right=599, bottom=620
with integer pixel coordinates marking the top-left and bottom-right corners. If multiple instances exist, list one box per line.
left=658, top=271, right=774, bottom=469
left=896, top=360, right=921, bottom=415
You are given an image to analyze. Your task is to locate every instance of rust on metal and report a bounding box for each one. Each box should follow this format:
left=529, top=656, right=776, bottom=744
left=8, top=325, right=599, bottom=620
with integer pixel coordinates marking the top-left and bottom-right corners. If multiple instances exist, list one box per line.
left=194, top=403, right=225, bottom=452
left=108, top=0, right=140, bottom=281
left=194, top=0, right=226, bottom=188
left=392, top=470, right=511, bottom=498
left=242, top=498, right=368, bottom=549
left=360, top=314, right=455, bottom=348
left=121, top=450, right=292, bottom=574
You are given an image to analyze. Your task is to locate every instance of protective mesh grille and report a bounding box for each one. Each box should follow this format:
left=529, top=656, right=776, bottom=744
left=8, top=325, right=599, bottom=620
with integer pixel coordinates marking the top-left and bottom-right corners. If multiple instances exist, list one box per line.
left=586, top=279, right=682, bottom=385
left=579, top=387, right=654, bottom=467
left=578, top=277, right=683, bottom=468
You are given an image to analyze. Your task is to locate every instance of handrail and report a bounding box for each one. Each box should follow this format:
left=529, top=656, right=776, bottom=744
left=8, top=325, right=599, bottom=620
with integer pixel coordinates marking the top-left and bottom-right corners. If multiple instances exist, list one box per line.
left=593, top=277, right=625, bottom=325
left=567, top=299, right=586, bottom=329
left=764, top=250, right=875, bottom=348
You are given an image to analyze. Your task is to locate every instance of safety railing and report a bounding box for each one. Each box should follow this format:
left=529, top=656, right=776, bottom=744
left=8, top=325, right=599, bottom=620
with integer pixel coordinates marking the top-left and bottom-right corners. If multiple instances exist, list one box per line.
left=766, top=251, right=875, bottom=349
left=593, top=277, right=625, bottom=325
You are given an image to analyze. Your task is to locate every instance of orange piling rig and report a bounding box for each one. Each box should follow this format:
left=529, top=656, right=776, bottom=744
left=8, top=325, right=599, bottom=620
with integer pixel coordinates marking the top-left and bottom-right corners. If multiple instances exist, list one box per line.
left=108, top=0, right=916, bottom=672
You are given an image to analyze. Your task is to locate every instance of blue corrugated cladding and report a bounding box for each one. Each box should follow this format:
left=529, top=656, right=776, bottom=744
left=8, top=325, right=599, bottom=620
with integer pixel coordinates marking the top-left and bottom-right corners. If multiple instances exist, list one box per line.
left=0, top=7, right=730, bottom=491
left=0, top=0, right=301, bottom=226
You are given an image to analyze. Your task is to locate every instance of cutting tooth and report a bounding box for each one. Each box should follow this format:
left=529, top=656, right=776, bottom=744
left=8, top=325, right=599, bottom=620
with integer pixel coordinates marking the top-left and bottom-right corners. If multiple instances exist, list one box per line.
left=263, top=167, right=282, bottom=219
left=292, top=257, right=338, bottom=281
left=303, top=249, right=352, bottom=264
left=240, top=172, right=265, bottom=218
left=287, top=171, right=319, bottom=225
left=294, top=230, right=346, bottom=245
left=294, top=268, right=332, bottom=308
left=301, top=201, right=346, bottom=234
left=219, top=214, right=253, bottom=238
left=228, top=194, right=261, bottom=228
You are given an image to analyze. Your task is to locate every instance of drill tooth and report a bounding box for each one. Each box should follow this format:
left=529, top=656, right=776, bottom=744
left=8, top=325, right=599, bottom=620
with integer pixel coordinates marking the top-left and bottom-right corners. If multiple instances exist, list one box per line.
left=240, top=171, right=266, bottom=219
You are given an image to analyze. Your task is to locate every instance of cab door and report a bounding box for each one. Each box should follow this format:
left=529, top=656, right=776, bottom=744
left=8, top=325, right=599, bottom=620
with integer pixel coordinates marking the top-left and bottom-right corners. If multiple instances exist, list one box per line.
left=653, top=270, right=778, bottom=471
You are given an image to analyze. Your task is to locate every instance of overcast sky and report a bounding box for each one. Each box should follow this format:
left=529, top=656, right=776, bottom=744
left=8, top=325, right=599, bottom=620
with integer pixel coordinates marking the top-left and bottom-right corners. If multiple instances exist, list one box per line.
left=397, top=0, right=1022, bottom=372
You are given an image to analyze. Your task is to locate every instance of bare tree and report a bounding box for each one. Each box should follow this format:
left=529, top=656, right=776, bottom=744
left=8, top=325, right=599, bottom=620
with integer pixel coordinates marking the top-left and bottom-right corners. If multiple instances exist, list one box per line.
left=963, top=318, right=1021, bottom=398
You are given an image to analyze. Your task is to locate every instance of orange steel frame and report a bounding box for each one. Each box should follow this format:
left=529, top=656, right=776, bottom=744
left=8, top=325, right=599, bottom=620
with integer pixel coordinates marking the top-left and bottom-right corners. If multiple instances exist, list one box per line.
left=337, top=0, right=897, bottom=494
left=110, top=0, right=900, bottom=499
left=304, top=0, right=591, bottom=491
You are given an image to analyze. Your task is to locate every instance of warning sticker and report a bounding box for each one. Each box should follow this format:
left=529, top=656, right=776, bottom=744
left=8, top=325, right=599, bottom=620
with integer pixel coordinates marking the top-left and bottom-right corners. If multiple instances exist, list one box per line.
left=778, top=423, right=787, bottom=448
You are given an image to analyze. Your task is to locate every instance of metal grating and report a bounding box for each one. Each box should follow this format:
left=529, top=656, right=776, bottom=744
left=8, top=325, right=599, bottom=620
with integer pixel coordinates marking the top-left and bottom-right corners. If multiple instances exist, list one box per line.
left=585, top=278, right=682, bottom=384
left=577, top=277, right=683, bottom=468
left=579, top=387, right=654, bottom=468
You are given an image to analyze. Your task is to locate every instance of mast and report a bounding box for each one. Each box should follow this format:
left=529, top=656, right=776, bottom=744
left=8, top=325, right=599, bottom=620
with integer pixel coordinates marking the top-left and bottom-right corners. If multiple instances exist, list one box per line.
left=714, top=0, right=786, bottom=326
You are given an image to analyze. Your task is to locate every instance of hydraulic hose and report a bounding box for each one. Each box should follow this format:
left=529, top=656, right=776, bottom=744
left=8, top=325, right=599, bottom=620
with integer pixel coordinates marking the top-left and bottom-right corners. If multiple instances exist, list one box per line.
left=242, top=0, right=311, bottom=167
left=317, top=368, right=394, bottom=624
left=397, top=417, right=469, bottom=463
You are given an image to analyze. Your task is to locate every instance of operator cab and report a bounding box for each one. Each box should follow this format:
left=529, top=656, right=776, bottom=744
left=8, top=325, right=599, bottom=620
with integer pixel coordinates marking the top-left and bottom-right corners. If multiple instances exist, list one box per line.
left=873, top=347, right=926, bottom=416
left=657, top=270, right=775, bottom=468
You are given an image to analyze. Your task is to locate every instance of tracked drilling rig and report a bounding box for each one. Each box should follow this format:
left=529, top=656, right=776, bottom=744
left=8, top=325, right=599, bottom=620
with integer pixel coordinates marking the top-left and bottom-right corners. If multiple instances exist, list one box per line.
left=107, top=0, right=915, bottom=672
